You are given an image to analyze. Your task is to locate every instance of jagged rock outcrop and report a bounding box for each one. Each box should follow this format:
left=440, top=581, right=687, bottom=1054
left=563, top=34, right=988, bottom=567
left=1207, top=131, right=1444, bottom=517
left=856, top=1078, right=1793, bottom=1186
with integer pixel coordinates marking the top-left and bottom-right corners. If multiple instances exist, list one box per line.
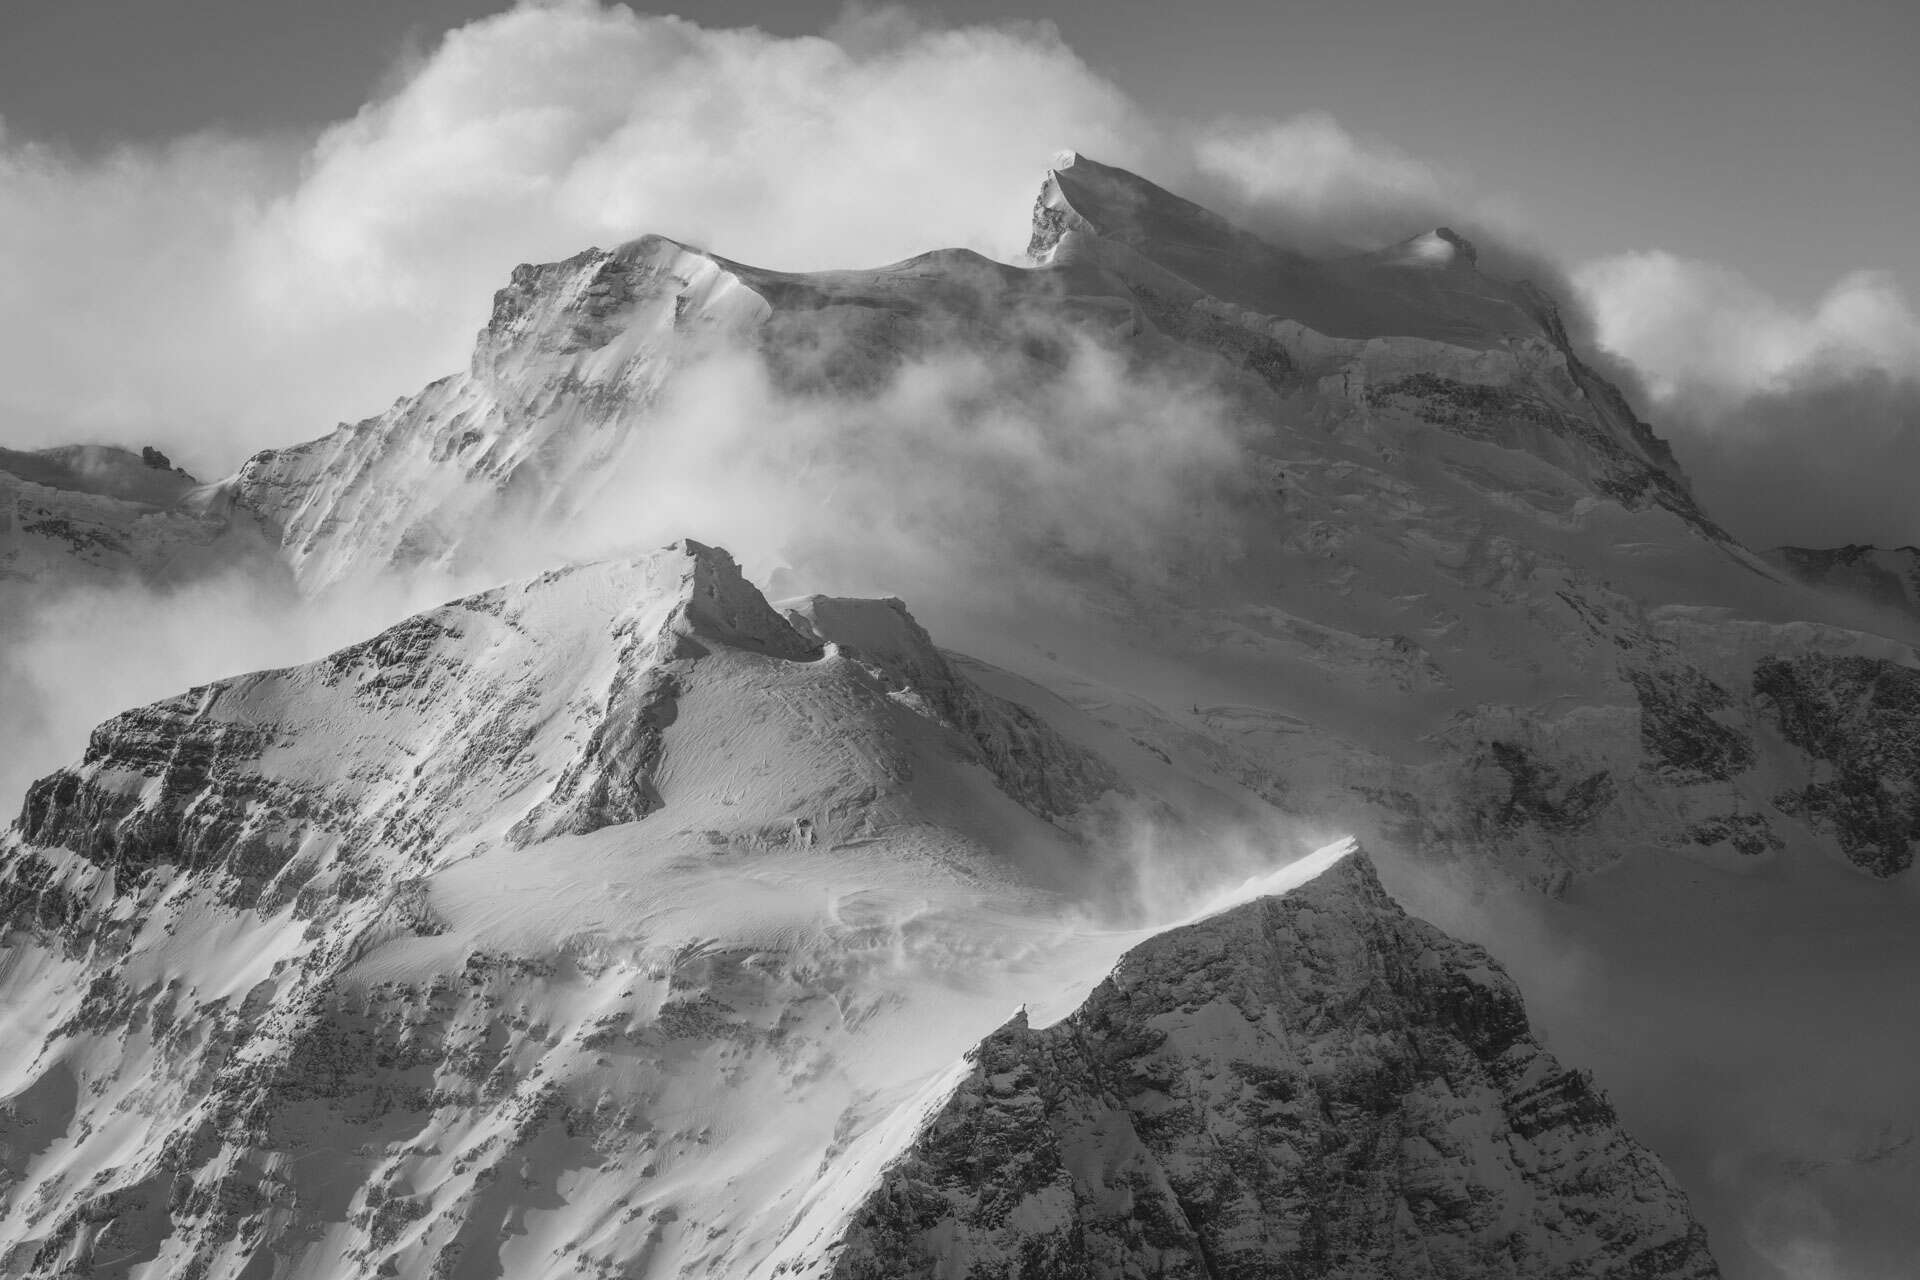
left=0, top=444, right=273, bottom=585
left=1754, top=653, right=1920, bottom=876
left=825, top=846, right=1719, bottom=1279
left=784, top=594, right=1118, bottom=820
left=0, top=542, right=1142, bottom=1279
left=8, top=151, right=1920, bottom=1279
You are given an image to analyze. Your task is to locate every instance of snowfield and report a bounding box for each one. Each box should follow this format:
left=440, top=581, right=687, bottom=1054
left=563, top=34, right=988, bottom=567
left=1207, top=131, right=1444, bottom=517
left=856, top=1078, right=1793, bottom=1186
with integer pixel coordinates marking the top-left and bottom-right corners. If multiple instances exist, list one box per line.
left=3, top=153, right=1917, bottom=1278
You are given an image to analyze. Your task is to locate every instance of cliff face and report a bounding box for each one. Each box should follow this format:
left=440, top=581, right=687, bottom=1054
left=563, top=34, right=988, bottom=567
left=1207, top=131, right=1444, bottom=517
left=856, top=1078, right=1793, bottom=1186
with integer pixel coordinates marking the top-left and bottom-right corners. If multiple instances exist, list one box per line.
left=0, top=542, right=1137, bottom=1279
left=824, top=848, right=1717, bottom=1280
left=1029, top=151, right=1713, bottom=533
left=5, top=153, right=1917, bottom=1278
left=0, top=444, right=279, bottom=587
left=182, top=152, right=1919, bottom=894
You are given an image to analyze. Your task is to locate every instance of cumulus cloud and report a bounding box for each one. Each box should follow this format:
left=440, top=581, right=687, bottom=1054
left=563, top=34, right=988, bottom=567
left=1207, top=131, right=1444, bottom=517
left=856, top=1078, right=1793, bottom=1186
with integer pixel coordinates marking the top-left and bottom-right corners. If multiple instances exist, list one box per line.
left=0, top=4, right=1155, bottom=473
left=1576, top=252, right=1920, bottom=405
left=0, top=1, right=1551, bottom=480
left=1576, top=253, right=1920, bottom=547
left=1188, top=112, right=1459, bottom=252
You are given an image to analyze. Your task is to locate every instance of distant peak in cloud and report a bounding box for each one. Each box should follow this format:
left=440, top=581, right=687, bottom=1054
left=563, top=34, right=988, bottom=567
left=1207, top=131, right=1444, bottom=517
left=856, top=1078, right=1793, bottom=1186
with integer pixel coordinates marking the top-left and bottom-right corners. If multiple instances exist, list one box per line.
left=1574, top=250, right=1920, bottom=548
left=0, top=0, right=1909, bottom=554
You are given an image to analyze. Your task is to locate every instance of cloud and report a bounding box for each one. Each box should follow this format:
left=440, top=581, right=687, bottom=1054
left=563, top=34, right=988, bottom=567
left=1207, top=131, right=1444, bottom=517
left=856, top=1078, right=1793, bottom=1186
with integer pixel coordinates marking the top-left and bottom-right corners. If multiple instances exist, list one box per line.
left=0, top=0, right=1549, bottom=829
left=0, top=567, right=450, bottom=813
left=474, top=311, right=1262, bottom=628
left=1187, top=112, right=1460, bottom=253
left=1575, top=252, right=1920, bottom=547
left=1575, top=252, right=1920, bottom=405
left=0, top=2, right=1542, bottom=480
left=0, top=4, right=1157, bottom=475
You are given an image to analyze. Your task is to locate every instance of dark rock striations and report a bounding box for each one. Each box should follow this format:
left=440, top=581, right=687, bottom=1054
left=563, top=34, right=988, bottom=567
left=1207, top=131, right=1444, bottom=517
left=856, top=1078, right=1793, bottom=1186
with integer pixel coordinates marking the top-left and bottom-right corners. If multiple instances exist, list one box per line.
left=828, top=848, right=1719, bottom=1280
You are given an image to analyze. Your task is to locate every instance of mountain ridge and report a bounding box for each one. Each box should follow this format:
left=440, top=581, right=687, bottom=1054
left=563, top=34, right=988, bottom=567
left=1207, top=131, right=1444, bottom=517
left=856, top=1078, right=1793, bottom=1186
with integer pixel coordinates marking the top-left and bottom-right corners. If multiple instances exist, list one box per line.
left=815, top=843, right=1719, bottom=1280
left=3, top=151, right=1917, bottom=1279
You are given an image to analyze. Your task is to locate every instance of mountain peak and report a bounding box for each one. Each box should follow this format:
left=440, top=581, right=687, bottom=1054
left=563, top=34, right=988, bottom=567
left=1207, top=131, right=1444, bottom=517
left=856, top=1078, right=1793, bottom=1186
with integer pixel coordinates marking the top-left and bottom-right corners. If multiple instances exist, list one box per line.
left=667, top=537, right=823, bottom=660
left=823, top=826, right=1720, bottom=1280
left=1026, top=152, right=1540, bottom=347
left=1364, top=224, right=1480, bottom=269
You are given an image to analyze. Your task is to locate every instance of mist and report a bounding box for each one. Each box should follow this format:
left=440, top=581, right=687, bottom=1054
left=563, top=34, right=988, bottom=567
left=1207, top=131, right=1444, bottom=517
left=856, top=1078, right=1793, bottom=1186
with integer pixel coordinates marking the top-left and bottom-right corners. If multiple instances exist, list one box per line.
left=0, top=570, right=467, bottom=818
left=3, top=14, right=1914, bottom=1276
left=0, top=2, right=1588, bottom=483
left=1576, top=250, right=1920, bottom=548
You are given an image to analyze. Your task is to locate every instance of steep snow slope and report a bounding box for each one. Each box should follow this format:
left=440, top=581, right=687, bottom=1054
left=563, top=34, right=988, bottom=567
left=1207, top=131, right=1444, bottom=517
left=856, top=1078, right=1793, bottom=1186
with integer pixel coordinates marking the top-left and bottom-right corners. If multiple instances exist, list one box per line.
left=0, top=445, right=272, bottom=586
left=201, top=152, right=1920, bottom=894
left=0, top=549, right=1721, bottom=1278
left=0, top=542, right=1255, bottom=1278
left=6, top=152, right=1917, bottom=1277
left=812, top=846, right=1718, bottom=1280
left=1030, top=152, right=1542, bottom=348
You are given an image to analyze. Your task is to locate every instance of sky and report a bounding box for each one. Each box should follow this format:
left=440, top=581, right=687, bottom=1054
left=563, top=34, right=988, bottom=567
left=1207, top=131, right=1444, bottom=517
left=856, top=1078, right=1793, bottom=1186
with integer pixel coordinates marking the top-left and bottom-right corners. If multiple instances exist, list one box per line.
left=1, top=0, right=1916, bottom=545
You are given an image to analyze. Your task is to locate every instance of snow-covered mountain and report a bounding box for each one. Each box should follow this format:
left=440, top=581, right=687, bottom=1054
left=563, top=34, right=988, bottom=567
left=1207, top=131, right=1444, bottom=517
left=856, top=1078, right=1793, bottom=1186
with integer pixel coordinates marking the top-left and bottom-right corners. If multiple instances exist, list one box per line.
left=0, top=544, right=1712, bottom=1277
left=53, top=151, right=1888, bottom=908
left=818, top=846, right=1718, bottom=1280
left=4, top=153, right=1917, bottom=1278
left=0, top=445, right=274, bottom=587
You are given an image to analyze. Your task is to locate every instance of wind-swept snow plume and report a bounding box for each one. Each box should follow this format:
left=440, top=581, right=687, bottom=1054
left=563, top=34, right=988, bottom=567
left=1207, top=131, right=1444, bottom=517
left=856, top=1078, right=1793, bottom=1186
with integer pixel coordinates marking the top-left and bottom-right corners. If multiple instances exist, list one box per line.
left=3, top=11, right=1918, bottom=1271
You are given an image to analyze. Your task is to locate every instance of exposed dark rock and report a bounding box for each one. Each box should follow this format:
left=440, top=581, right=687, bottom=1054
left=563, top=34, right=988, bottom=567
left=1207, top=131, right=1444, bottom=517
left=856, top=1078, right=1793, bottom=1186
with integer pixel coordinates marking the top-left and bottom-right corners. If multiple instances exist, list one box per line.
left=1683, top=813, right=1783, bottom=857
left=830, top=850, right=1719, bottom=1279
left=1484, top=740, right=1616, bottom=833
left=1626, top=667, right=1756, bottom=782
left=1754, top=654, right=1920, bottom=876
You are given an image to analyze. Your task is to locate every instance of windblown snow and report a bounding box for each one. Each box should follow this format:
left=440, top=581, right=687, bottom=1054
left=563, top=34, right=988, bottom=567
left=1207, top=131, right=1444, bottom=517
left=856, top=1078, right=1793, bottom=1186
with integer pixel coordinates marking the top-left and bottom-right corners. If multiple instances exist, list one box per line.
left=4, top=152, right=1918, bottom=1280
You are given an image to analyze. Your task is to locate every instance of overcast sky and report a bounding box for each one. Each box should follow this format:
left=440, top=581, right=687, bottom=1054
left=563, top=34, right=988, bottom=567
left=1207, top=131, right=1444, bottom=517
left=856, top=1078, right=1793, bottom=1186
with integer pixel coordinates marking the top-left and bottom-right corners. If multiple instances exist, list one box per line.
left=2, top=0, right=1916, bottom=545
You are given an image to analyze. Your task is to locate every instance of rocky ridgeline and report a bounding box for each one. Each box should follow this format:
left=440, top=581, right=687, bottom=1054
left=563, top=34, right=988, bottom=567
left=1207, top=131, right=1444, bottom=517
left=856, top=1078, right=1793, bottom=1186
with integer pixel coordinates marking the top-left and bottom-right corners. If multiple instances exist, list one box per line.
left=0, top=444, right=274, bottom=586
left=13, top=156, right=1914, bottom=892
left=1029, top=152, right=1714, bottom=533
left=0, top=542, right=1146, bottom=1276
left=823, top=848, right=1718, bottom=1279
left=200, top=152, right=1917, bottom=889
left=2, top=542, right=1110, bottom=946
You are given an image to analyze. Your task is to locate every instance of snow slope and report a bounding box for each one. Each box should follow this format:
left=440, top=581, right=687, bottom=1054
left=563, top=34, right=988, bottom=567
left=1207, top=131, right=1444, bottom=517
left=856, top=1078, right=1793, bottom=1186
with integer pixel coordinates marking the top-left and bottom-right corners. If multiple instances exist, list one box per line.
left=0, top=542, right=1290, bottom=1277
left=5, top=153, right=1918, bottom=1276
left=0, top=548, right=1721, bottom=1276
left=0, top=445, right=273, bottom=586
left=816, top=846, right=1717, bottom=1280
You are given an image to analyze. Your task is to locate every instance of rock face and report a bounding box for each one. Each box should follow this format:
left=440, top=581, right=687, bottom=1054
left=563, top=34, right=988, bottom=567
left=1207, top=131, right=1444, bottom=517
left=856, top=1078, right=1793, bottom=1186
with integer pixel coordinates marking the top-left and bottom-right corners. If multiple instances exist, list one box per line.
left=1754, top=653, right=1920, bottom=876
left=827, top=847, right=1718, bottom=1280
left=5, top=152, right=1918, bottom=1278
left=0, top=541, right=1151, bottom=1279
left=153, top=150, right=1913, bottom=899
left=0, top=444, right=272, bottom=586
